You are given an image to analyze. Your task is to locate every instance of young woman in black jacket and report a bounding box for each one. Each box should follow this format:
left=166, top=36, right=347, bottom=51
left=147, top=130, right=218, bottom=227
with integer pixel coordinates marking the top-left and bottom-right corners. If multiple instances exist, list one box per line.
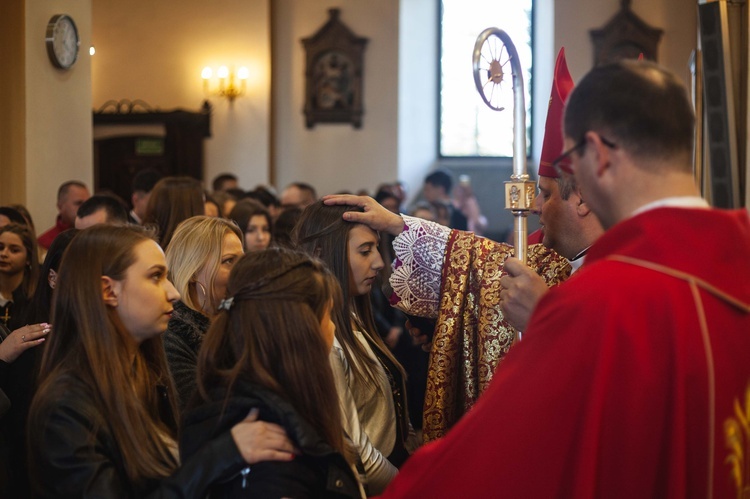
left=0, top=228, right=74, bottom=498
left=183, top=248, right=363, bottom=498
left=27, top=225, right=295, bottom=498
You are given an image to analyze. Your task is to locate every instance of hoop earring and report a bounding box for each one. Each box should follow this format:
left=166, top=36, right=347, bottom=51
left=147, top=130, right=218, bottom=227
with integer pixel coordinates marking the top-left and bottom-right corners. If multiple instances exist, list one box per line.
left=195, top=281, right=208, bottom=312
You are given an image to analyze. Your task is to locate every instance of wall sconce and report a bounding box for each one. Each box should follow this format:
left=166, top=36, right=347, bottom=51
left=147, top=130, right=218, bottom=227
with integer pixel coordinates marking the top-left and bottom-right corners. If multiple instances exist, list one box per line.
left=201, top=65, right=249, bottom=103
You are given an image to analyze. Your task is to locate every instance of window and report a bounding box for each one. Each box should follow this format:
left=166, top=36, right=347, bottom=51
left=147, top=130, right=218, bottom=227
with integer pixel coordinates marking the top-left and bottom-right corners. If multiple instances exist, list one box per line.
left=440, top=0, right=533, bottom=157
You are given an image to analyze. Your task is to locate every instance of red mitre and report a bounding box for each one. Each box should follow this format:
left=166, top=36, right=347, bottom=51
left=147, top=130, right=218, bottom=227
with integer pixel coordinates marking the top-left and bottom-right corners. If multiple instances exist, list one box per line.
left=538, top=48, right=575, bottom=178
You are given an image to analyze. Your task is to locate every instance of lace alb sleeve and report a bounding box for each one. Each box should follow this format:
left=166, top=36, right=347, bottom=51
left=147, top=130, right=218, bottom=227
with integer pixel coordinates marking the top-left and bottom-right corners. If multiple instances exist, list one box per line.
left=388, top=215, right=450, bottom=318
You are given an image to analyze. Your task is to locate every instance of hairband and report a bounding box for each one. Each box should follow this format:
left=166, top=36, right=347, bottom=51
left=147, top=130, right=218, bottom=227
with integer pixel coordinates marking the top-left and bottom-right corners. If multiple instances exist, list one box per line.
left=218, top=259, right=317, bottom=313
left=241, top=260, right=316, bottom=293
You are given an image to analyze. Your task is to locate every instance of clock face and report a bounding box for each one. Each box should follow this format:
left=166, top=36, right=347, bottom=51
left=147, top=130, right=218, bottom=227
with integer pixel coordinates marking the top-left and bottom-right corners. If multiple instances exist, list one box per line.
left=46, top=15, right=80, bottom=69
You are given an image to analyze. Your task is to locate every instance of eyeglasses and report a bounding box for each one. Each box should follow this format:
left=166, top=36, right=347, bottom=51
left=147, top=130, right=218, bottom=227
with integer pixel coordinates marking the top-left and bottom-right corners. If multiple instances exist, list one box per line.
left=551, top=134, right=617, bottom=176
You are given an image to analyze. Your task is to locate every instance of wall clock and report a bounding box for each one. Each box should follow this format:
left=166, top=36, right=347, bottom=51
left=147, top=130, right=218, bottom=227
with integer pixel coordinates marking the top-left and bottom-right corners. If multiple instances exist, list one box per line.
left=45, top=14, right=80, bottom=70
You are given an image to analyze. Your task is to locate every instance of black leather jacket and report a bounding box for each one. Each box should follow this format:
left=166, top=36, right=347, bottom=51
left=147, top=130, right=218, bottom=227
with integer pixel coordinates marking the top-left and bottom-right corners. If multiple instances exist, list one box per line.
left=164, top=300, right=210, bottom=411
left=27, top=373, right=246, bottom=498
left=181, top=380, right=363, bottom=499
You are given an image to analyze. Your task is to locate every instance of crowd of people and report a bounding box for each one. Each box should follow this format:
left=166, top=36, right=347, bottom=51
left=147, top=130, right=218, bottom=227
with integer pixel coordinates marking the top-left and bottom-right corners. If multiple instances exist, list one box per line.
left=0, top=164, right=441, bottom=497
left=0, top=57, right=748, bottom=499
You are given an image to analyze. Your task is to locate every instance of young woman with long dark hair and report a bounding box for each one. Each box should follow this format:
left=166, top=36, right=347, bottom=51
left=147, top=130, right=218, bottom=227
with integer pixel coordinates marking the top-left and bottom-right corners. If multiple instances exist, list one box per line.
left=183, top=248, right=362, bottom=498
left=142, top=176, right=205, bottom=249
left=0, top=223, right=39, bottom=331
left=295, top=201, right=419, bottom=495
left=0, top=228, right=75, bottom=498
left=27, top=225, right=294, bottom=498
left=228, top=199, right=273, bottom=252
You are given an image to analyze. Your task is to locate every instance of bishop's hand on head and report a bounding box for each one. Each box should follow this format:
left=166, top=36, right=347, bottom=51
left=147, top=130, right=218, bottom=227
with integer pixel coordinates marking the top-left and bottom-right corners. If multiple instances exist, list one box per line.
left=323, top=194, right=406, bottom=236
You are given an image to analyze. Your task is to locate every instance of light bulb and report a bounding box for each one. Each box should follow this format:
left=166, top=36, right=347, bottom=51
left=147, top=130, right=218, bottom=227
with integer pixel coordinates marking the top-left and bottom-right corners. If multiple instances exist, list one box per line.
left=201, top=67, right=212, bottom=79
left=217, top=66, right=229, bottom=79
left=237, top=67, right=249, bottom=80
left=89, top=46, right=96, bottom=56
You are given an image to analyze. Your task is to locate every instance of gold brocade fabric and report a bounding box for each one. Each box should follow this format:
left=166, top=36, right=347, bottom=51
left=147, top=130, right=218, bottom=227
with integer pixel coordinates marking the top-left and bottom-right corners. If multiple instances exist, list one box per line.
left=725, top=383, right=750, bottom=498
left=422, top=235, right=571, bottom=442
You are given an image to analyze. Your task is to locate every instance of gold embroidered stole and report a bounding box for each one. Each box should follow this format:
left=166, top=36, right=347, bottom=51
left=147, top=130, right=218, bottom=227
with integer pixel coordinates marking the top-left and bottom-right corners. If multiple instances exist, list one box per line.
left=423, top=234, right=570, bottom=442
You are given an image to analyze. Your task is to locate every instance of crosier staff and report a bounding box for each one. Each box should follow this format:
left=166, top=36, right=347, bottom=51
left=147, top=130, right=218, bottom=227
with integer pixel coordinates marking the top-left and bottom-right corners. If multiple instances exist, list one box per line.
left=472, top=28, right=536, bottom=265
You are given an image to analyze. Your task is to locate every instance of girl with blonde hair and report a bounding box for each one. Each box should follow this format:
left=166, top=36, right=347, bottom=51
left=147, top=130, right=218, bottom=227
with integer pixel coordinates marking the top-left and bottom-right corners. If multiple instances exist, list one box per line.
left=164, top=215, right=244, bottom=409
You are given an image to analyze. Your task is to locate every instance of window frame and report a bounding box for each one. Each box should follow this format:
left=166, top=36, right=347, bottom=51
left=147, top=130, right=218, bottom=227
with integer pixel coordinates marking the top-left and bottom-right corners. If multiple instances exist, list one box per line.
left=436, top=0, right=535, bottom=162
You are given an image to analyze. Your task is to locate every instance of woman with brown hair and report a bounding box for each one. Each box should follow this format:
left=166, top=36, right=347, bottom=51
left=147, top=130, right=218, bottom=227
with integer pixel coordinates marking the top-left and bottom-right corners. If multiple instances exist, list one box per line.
left=228, top=198, right=273, bottom=252
left=183, top=248, right=362, bottom=498
left=0, top=229, right=75, bottom=498
left=295, top=201, right=419, bottom=495
left=142, top=176, right=205, bottom=249
left=0, top=223, right=39, bottom=331
left=27, top=225, right=294, bottom=498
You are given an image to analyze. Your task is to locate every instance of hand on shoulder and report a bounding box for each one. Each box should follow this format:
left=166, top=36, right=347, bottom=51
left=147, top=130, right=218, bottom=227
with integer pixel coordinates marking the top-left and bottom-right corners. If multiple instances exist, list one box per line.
left=230, top=408, right=297, bottom=464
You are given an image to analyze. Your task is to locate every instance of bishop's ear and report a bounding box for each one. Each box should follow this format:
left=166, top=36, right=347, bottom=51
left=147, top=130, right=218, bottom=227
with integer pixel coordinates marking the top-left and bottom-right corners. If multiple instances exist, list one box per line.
left=101, top=276, right=120, bottom=307
left=576, top=195, right=592, bottom=217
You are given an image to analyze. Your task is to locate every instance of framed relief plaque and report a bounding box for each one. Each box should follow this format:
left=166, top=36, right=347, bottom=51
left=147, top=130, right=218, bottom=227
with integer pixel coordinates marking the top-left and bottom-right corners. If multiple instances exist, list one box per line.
left=590, top=0, right=663, bottom=65
left=301, top=9, right=368, bottom=128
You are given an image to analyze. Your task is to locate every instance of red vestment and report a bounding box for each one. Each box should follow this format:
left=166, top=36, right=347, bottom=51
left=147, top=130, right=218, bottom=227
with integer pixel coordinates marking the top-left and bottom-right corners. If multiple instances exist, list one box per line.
left=379, top=207, right=750, bottom=498
left=37, top=216, right=71, bottom=250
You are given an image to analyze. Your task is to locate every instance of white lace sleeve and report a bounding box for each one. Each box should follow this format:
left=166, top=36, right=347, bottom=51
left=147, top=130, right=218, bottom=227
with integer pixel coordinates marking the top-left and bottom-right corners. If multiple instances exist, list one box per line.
left=388, top=215, right=450, bottom=318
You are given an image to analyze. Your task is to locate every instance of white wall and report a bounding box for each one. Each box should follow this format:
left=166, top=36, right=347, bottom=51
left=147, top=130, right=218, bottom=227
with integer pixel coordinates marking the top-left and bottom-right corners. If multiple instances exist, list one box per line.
left=18, top=1, right=93, bottom=230
left=272, top=0, right=401, bottom=197
left=533, top=0, right=555, bottom=166
left=556, top=0, right=697, bottom=83
left=91, top=0, right=271, bottom=192
left=398, top=0, right=439, bottom=206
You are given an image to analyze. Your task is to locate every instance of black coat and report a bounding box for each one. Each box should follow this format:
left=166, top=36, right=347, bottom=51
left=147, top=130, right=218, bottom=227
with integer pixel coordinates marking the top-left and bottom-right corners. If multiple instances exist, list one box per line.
left=182, top=381, right=363, bottom=499
left=0, top=323, right=42, bottom=498
left=1, top=286, right=30, bottom=332
left=27, top=373, right=246, bottom=498
left=164, top=300, right=209, bottom=410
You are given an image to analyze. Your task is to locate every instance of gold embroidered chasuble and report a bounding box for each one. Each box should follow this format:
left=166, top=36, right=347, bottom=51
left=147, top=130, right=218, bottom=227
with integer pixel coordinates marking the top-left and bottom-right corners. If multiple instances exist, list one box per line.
left=423, top=231, right=570, bottom=441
